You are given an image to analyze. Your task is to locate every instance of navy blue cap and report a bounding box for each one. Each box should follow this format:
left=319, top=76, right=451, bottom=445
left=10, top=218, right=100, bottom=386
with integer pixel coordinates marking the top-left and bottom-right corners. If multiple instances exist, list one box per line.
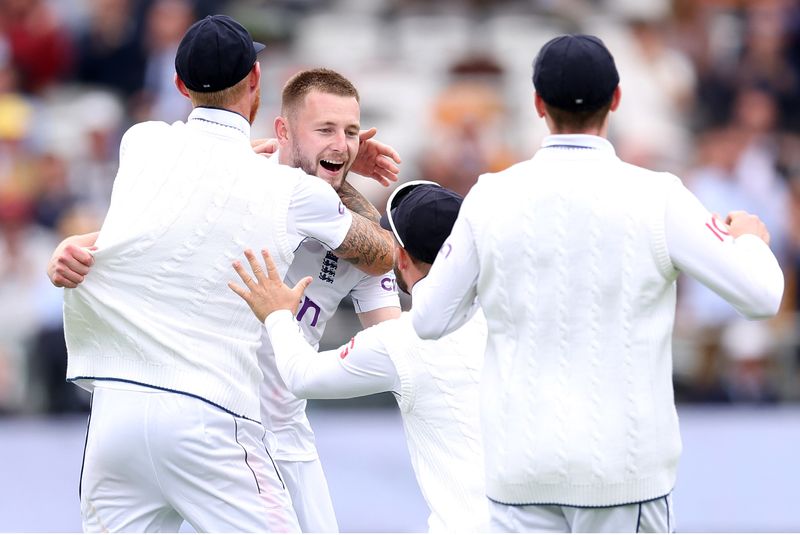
left=533, top=34, right=619, bottom=111
left=379, top=181, right=463, bottom=264
left=175, top=15, right=266, bottom=93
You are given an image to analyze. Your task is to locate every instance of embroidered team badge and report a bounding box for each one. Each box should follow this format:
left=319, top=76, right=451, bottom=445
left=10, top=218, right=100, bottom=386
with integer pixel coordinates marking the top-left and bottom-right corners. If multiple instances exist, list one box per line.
left=319, top=251, right=338, bottom=283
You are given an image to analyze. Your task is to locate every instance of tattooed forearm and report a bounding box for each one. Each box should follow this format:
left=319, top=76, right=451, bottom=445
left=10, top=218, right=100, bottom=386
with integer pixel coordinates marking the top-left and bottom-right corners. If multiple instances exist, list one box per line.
left=338, top=181, right=381, bottom=224
left=334, top=211, right=394, bottom=275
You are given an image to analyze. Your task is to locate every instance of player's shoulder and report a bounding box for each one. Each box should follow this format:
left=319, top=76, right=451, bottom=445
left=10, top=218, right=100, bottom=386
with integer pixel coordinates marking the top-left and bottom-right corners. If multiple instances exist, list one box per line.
left=470, top=158, right=533, bottom=195
left=122, top=120, right=172, bottom=143
left=619, top=159, right=682, bottom=186
left=275, top=165, right=337, bottom=196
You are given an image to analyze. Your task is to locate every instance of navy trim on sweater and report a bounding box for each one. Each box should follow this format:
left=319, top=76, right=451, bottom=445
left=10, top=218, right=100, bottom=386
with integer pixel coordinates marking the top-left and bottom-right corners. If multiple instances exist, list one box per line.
left=487, top=491, right=672, bottom=509
left=68, top=376, right=261, bottom=424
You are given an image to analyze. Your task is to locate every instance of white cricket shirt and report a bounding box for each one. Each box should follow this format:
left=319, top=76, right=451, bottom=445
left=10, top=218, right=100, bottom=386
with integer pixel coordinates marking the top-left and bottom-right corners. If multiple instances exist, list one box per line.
left=259, top=238, right=399, bottom=460
left=258, top=151, right=400, bottom=460
left=64, top=107, right=352, bottom=420
left=264, top=308, right=489, bottom=532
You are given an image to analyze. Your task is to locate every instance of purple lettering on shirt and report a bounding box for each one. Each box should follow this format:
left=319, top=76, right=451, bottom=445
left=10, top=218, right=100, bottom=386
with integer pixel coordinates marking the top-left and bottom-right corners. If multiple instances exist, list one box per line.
left=381, top=277, right=396, bottom=292
left=296, top=296, right=321, bottom=327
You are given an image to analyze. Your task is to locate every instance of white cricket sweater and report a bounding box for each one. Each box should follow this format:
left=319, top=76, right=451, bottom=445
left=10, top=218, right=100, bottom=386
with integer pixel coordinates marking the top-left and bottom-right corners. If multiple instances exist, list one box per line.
left=384, top=311, right=488, bottom=532
left=64, top=107, right=351, bottom=420
left=469, top=137, right=683, bottom=506
left=265, top=308, right=489, bottom=531
left=413, top=135, right=783, bottom=507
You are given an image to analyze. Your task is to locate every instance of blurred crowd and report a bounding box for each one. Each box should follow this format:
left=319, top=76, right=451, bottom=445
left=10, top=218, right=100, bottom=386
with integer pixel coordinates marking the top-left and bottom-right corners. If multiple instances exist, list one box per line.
left=0, top=0, right=798, bottom=415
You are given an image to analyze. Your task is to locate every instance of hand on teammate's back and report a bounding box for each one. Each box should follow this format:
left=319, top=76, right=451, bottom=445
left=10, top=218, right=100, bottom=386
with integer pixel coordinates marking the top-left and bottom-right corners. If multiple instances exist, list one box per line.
left=229, top=248, right=313, bottom=323
left=726, top=210, right=771, bottom=244
left=251, top=137, right=279, bottom=156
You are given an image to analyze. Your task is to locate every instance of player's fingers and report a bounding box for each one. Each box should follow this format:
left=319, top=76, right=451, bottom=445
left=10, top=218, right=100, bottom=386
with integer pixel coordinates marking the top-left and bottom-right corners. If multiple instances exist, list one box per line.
left=725, top=210, right=747, bottom=225
left=58, top=261, right=89, bottom=279
left=64, top=244, right=95, bottom=268
left=359, top=128, right=377, bottom=143
left=57, top=268, right=85, bottom=286
left=227, top=281, right=250, bottom=301
left=292, top=276, right=313, bottom=300
left=251, top=138, right=278, bottom=156
left=232, top=259, right=257, bottom=289
left=53, top=273, right=79, bottom=288
left=260, top=248, right=281, bottom=282
left=377, top=155, right=400, bottom=176
left=374, top=169, right=399, bottom=185
left=373, top=176, right=390, bottom=187
left=243, top=249, right=267, bottom=284
left=379, top=144, right=401, bottom=165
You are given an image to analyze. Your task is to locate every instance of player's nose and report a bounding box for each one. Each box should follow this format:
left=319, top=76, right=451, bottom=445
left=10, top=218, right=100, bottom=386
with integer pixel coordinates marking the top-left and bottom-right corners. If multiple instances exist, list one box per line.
left=330, top=130, right=347, bottom=151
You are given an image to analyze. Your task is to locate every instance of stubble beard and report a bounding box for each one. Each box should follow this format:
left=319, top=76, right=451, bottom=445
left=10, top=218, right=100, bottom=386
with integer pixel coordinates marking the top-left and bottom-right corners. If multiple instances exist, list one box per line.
left=248, top=87, right=261, bottom=125
left=289, top=143, right=348, bottom=192
left=393, top=264, right=411, bottom=295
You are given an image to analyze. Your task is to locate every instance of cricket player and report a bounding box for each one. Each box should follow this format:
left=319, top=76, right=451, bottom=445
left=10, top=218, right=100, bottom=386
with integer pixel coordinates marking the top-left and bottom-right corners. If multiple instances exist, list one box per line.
left=48, top=68, right=402, bottom=532
left=256, top=68, right=401, bottom=532
left=229, top=181, right=489, bottom=533
left=53, top=15, right=397, bottom=533
left=410, top=35, right=784, bottom=532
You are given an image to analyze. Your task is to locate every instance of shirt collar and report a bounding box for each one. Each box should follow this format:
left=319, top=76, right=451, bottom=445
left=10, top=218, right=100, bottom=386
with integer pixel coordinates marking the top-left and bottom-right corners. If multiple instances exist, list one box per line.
left=541, top=134, right=616, bottom=155
left=188, top=107, right=251, bottom=140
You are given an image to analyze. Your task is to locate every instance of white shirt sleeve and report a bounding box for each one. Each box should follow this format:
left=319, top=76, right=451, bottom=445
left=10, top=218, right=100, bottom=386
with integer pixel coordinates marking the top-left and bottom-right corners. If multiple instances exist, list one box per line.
left=286, top=173, right=353, bottom=252
left=350, top=271, right=400, bottom=314
left=665, top=181, right=784, bottom=319
left=264, top=309, right=401, bottom=399
left=411, top=206, right=480, bottom=340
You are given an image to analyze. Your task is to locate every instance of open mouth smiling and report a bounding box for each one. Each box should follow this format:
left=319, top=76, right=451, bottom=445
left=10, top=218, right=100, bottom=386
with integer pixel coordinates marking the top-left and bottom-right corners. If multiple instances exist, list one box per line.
left=319, top=159, right=344, bottom=173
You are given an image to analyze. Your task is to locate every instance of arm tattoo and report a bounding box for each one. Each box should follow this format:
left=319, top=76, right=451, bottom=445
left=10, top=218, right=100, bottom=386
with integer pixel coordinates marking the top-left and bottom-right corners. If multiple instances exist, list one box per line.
left=335, top=211, right=394, bottom=276
left=338, top=181, right=381, bottom=224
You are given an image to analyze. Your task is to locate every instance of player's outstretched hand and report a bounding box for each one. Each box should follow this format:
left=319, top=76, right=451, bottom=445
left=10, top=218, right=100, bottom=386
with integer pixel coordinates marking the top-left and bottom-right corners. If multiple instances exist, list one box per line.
left=352, top=128, right=401, bottom=187
left=229, top=248, right=312, bottom=323
left=48, top=233, right=98, bottom=288
left=251, top=137, right=279, bottom=157
left=726, top=210, right=771, bottom=245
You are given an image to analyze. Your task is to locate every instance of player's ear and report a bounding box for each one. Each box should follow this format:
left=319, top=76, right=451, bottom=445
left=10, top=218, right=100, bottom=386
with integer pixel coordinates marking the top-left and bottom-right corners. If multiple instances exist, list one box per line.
left=174, top=74, right=190, bottom=99
left=609, top=85, right=622, bottom=112
left=274, top=116, right=290, bottom=144
left=396, top=247, right=411, bottom=270
left=533, top=92, right=546, bottom=118
left=249, top=61, right=261, bottom=90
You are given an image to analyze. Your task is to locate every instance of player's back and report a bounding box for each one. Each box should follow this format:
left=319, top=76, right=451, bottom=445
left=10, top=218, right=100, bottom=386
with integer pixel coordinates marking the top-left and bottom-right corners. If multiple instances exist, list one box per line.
left=64, top=116, right=303, bottom=420
left=381, top=309, right=488, bottom=532
left=461, top=139, right=683, bottom=507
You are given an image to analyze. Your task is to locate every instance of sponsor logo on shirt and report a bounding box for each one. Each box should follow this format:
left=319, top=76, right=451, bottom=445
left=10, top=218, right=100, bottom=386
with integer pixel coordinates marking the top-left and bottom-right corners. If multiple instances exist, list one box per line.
left=296, top=296, right=321, bottom=327
left=319, top=251, right=338, bottom=284
left=381, top=276, right=396, bottom=292
left=705, top=215, right=730, bottom=242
